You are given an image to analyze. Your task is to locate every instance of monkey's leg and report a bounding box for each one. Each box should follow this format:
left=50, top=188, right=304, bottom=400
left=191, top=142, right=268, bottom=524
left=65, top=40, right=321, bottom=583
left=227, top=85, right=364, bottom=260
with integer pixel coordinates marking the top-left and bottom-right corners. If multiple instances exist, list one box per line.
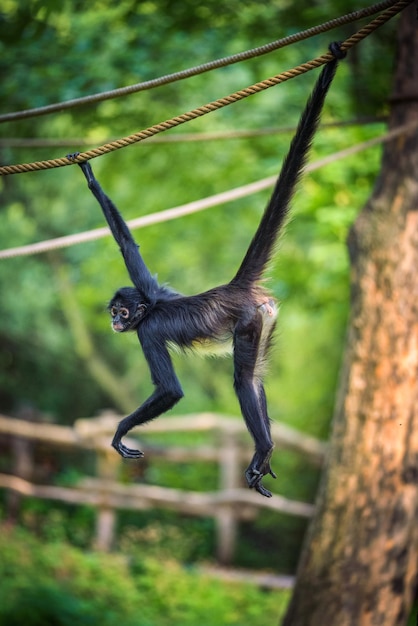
left=233, top=316, right=276, bottom=497
left=245, top=382, right=276, bottom=497
left=112, top=384, right=183, bottom=458
left=113, top=338, right=183, bottom=458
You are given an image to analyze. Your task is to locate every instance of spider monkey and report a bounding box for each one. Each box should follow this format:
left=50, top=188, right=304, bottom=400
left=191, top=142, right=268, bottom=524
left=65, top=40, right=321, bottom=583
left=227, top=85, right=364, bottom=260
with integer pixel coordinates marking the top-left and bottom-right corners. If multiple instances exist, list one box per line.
left=72, top=43, right=344, bottom=497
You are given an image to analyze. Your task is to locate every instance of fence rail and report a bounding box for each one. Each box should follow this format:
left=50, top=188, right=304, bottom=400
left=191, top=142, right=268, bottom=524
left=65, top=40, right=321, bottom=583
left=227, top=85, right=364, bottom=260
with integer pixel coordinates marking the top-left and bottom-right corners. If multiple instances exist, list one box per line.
left=0, top=410, right=326, bottom=563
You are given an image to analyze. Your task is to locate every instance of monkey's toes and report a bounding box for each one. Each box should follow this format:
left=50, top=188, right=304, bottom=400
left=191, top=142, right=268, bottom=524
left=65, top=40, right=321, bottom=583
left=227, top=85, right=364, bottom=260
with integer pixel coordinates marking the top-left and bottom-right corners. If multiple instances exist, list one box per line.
left=255, top=482, right=273, bottom=498
left=112, top=440, right=144, bottom=459
left=245, top=467, right=273, bottom=498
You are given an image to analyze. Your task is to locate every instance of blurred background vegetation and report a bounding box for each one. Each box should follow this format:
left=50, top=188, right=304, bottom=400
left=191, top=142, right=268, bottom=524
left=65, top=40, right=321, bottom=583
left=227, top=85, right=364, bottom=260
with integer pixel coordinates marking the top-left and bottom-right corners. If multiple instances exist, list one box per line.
left=0, top=0, right=400, bottom=623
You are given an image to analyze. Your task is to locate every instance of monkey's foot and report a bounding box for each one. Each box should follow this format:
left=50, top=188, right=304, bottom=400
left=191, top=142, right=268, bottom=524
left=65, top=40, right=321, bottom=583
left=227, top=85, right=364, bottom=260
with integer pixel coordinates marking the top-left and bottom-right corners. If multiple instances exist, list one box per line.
left=245, top=457, right=277, bottom=498
left=112, top=438, right=144, bottom=460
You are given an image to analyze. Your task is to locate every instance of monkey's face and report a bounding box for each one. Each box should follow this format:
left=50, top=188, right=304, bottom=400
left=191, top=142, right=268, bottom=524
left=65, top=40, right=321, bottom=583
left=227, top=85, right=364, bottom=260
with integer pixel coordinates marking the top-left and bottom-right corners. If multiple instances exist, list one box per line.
left=108, top=287, right=148, bottom=332
left=109, top=301, right=148, bottom=332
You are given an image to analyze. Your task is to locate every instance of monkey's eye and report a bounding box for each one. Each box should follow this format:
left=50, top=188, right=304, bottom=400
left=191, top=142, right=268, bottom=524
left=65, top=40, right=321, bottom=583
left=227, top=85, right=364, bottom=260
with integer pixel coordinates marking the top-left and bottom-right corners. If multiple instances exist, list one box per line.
left=120, top=308, right=130, bottom=319
left=110, top=307, right=118, bottom=317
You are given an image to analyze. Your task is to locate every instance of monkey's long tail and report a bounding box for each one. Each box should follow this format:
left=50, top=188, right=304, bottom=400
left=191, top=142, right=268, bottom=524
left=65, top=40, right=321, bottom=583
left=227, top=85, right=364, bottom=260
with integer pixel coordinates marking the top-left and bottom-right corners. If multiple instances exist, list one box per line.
left=231, top=46, right=344, bottom=288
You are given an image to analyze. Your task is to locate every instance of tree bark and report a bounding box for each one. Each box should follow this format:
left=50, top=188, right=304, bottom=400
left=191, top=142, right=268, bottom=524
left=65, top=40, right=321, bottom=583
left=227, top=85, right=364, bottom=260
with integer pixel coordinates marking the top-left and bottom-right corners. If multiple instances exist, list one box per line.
left=282, top=6, right=418, bottom=626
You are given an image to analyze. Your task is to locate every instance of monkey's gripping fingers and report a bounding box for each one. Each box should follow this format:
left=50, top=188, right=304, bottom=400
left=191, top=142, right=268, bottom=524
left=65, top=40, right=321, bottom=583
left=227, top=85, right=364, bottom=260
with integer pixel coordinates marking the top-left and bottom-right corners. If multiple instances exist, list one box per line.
left=66, top=153, right=95, bottom=184
left=245, top=451, right=276, bottom=498
left=112, top=436, right=144, bottom=460
left=245, top=467, right=274, bottom=498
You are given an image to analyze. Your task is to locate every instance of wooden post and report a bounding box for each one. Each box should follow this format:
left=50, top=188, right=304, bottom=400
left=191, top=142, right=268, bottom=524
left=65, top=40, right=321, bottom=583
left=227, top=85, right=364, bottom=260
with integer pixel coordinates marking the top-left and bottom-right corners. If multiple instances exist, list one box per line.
left=7, top=406, right=36, bottom=521
left=215, top=428, right=241, bottom=564
left=94, top=445, right=120, bottom=551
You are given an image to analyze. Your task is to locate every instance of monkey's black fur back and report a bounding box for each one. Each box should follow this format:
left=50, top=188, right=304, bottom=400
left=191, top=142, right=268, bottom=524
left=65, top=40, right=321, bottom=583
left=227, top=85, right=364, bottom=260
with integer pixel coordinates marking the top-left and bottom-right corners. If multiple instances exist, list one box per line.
left=75, top=44, right=345, bottom=497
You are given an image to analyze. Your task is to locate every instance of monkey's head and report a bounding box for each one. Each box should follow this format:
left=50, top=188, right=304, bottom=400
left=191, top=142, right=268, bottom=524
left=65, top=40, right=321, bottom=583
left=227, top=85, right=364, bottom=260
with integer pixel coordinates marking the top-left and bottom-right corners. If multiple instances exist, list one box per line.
left=108, top=287, right=148, bottom=332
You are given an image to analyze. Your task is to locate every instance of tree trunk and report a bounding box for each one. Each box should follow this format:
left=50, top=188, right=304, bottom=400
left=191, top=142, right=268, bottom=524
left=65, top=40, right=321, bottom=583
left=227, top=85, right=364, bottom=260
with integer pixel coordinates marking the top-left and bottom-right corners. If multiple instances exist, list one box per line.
left=282, top=6, right=418, bottom=626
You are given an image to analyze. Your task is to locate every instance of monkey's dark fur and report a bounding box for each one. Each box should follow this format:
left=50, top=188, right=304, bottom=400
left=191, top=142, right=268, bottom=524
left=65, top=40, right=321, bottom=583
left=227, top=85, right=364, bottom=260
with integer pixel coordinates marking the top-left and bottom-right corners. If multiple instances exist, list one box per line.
left=75, top=44, right=344, bottom=497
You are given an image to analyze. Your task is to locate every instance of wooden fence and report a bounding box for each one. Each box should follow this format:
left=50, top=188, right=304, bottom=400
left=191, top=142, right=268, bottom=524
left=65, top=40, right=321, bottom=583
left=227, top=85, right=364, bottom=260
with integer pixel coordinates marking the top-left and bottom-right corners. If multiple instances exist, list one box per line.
left=0, top=410, right=326, bottom=563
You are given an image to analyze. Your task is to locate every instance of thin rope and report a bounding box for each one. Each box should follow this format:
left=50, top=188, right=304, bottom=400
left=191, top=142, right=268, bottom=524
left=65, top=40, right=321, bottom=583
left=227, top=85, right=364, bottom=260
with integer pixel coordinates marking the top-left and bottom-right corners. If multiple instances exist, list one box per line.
left=0, top=0, right=403, bottom=125
left=0, top=0, right=410, bottom=177
left=0, top=117, right=388, bottom=149
left=1, top=121, right=416, bottom=260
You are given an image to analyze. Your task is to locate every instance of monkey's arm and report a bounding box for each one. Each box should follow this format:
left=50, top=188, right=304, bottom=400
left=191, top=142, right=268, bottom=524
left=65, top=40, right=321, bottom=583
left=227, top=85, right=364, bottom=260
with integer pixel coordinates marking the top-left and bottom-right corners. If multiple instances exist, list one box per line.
left=112, top=330, right=184, bottom=458
left=78, top=161, right=159, bottom=303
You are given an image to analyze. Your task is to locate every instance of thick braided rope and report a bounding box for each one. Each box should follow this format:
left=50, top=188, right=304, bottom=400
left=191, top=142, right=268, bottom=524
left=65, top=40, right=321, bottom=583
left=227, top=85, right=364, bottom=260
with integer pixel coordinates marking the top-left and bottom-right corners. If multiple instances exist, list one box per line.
left=0, top=0, right=411, bottom=177
left=0, top=0, right=403, bottom=125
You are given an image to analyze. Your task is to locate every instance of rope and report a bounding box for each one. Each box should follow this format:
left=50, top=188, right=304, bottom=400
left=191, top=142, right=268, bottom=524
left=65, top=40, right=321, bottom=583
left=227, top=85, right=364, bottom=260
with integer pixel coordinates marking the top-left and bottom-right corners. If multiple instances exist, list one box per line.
left=0, top=0, right=411, bottom=177
left=0, top=0, right=403, bottom=125
left=1, top=120, right=416, bottom=260
left=0, top=117, right=388, bottom=149
left=3, top=46, right=338, bottom=175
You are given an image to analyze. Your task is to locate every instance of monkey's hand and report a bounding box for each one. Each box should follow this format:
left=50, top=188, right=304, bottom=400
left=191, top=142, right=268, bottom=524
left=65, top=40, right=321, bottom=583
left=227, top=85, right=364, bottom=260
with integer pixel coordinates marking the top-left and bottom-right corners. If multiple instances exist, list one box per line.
left=66, top=153, right=95, bottom=184
left=112, top=436, right=144, bottom=460
left=245, top=451, right=276, bottom=498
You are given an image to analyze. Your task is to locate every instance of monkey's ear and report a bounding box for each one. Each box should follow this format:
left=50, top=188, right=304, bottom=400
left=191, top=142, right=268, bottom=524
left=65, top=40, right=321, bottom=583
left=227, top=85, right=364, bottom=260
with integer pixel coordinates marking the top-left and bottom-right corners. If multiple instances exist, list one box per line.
left=136, top=303, right=148, bottom=319
left=131, top=303, right=148, bottom=325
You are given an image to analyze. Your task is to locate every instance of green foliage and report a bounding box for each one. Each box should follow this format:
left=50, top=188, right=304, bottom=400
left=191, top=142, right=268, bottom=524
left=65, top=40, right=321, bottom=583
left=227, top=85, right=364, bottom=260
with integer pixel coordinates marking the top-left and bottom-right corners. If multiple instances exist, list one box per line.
left=117, top=514, right=215, bottom=563
left=0, top=585, right=96, bottom=626
left=19, top=498, right=96, bottom=548
left=0, top=524, right=289, bottom=626
left=0, top=525, right=144, bottom=626
left=0, top=0, right=399, bottom=576
left=0, top=0, right=393, bottom=421
left=238, top=513, right=308, bottom=572
left=407, top=603, right=418, bottom=626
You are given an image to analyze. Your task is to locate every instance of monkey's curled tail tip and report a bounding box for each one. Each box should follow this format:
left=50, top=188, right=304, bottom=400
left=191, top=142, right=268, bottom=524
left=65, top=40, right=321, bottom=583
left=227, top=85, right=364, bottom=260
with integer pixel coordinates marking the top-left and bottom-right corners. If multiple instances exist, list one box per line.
left=329, top=41, right=347, bottom=60
left=66, top=152, right=81, bottom=162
